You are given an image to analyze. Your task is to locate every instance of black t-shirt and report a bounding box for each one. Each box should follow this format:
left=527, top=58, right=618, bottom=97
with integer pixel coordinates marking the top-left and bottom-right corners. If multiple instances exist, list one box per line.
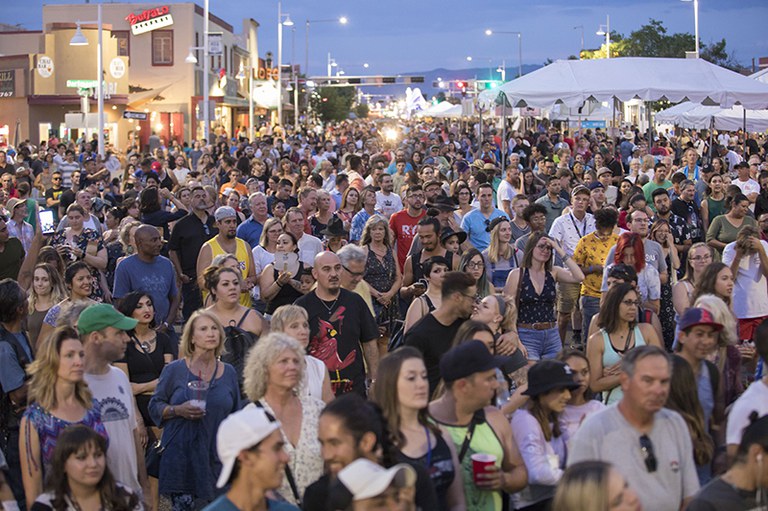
left=295, top=289, right=379, bottom=397
left=167, top=212, right=217, bottom=277
left=0, top=238, right=24, bottom=280
left=404, top=314, right=465, bottom=396
left=686, top=477, right=756, bottom=511
left=59, top=188, right=76, bottom=213
left=607, top=157, right=624, bottom=178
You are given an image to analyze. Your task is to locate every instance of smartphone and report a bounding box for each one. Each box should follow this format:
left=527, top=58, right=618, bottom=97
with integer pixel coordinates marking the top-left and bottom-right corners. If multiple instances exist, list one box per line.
left=40, top=209, right=56, bottom=235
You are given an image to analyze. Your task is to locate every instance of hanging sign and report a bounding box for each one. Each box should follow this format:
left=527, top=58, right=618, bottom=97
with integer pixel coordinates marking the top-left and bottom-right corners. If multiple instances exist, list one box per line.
left=126, top=6, right=174, bottom=36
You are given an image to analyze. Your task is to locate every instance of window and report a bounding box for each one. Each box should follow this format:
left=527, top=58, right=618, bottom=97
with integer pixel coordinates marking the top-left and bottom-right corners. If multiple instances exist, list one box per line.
left=112, top=31, right=130, bottom=58
left=151, top=30, right=173, bottom=66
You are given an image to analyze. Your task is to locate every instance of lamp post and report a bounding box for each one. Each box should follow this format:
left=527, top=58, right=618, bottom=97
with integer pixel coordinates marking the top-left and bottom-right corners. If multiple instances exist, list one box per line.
left=305, top=16, right=347, bottom=77
left=484, top=29, right=522, bottom=78
left=596, top=15, right=611, bottom=59
left=681, top=0, right=700, bottom=58
left=277, top=1, right=293, bottom=129
left=327, top=54, right=338, bottom=77
left=183, top=0, right=210, bottom=142
left=69, top=2, right=104, bottom=157
left=573, top=25, right=584, bottom=58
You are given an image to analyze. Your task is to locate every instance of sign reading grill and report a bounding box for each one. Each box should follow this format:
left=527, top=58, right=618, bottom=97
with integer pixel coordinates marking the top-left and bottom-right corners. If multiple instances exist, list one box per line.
left=126, top=6, right=174, bottom=36
left=123, top=111, right=148, bottom=120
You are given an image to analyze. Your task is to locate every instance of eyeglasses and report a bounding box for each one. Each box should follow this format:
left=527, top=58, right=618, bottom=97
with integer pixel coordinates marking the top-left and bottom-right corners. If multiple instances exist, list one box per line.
left=466, top=261, right=485, bottom=269
left=461, top=292, right=481, bottom=303
left=689, top=255, right=712, bottom=262
left=639, top=435, right=657, bottom=472
left=621, top=299, right=641, bottom=307
left=342, top=265, right=365, bottom=277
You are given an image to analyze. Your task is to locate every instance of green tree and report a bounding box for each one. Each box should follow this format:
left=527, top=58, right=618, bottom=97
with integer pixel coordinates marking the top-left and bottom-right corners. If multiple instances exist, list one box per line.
left=310, top=86, right=355, bottom=122
left=353, top=103, right=370, bottom=118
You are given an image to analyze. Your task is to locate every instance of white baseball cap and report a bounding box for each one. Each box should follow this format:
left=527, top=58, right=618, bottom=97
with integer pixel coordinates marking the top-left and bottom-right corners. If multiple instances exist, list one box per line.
left=337, top=458, right=416, bottom=501
left=215, top=406, right=281, bottom=488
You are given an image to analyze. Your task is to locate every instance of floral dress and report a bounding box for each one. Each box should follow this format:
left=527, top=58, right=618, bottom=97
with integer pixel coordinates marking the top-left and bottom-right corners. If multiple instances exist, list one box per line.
left=50, top=228, right=105, bottom=300
left=658, top=253, right=676, bottom=351
left=364, top=246, right=398, bottom=331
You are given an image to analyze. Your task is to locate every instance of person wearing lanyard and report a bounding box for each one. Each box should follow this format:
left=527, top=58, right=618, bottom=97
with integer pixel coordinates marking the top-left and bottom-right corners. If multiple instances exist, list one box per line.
left=548, top=186, right=596, bottom=346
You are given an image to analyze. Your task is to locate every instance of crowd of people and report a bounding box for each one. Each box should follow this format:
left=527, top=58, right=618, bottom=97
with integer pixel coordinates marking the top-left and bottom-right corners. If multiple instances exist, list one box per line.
left=0, top=119, right=767, bottom=511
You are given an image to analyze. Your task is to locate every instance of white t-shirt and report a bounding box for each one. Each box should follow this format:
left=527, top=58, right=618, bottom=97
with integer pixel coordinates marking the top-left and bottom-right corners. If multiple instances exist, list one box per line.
left=722, top=240, right=768, bottom=319
left=496, top=179, right=517, bottom=214
left=251, top=245, right=275, bottom=301
left=297, top=233, right=323, bottom=266
left=375, top=191, right=403, bottom=219
left=726, top=379, right=768, bottom=446
left=734, top=178, right=760, bottom=211
left=302, top=355, right=326, bottom=401
left=84, top=367, right=140, bottom=495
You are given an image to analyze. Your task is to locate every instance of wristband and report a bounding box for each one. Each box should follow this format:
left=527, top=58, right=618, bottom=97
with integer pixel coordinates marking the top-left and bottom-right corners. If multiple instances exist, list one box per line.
left=168, top=405, right=175, bottom=417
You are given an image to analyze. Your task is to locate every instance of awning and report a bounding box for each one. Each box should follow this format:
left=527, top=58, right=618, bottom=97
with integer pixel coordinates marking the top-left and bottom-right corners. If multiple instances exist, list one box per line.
left=127, top=83, right=174, bottom=109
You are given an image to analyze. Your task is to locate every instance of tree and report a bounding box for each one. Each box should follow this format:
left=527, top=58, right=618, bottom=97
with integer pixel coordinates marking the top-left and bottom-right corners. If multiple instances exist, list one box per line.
left=310, top=86, right=355, bottom=122
left=353, top=103, right=370, bottom=118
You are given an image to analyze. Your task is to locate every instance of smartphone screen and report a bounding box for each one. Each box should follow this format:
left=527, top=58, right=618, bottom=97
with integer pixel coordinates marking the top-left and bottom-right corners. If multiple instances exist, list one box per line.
left=40, top=209, right=55, bottom=234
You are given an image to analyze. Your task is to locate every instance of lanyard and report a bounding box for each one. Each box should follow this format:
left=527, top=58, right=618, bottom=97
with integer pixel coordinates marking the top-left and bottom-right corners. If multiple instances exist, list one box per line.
left=569, top=214, right=585, bottom=238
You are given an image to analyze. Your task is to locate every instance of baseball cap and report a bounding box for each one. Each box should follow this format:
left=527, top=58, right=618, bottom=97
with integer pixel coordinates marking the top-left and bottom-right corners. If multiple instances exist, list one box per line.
left=336, top=459, right=416, bottom=502
left=588, top=181, right=604, bottom=191
left=523, top=360, right=580, bottom=397
left=78, top=304, right=138, bottom=335
left=216, top=406, right=281, bottom=488
left=679, top=307, right=723, bottom=332
left=596, top=167, right=612, bottom=177
left=214, top=206, right=237, bottom=221
left=571, top=185, right=590, bottom=198
left=440, top=340, right=509, bottom=383
left=151, top=161, right=162, bottom=171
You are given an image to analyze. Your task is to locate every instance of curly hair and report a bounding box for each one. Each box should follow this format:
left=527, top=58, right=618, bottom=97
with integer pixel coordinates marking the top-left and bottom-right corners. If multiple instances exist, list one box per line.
left=243, top=332, right=306, bottom=401
left=27, top=327, right=92, bottom=411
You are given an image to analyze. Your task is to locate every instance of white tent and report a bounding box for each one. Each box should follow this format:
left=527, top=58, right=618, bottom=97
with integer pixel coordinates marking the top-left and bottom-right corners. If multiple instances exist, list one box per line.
left=431, top=104, right=463, bottom=118
left=653, top=102, right=702, bottom=124
left=416, top=101, right=455, bottom=117
left=750, top=67, right=768, bottom=85
left=493, top=57, right=768, bottom=109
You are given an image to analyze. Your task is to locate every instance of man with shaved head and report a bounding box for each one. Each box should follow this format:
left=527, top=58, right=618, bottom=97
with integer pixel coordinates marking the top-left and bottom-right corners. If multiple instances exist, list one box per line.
left=295, top=251, right=380, bottom=397
left=113, top=224, right=180, bottom=354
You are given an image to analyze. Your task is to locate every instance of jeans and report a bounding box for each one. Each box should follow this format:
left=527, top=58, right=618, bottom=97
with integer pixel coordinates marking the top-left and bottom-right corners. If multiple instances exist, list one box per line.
left=1, top=429, right=25, bottom=510
left=181, top=281, right=202, bottom=322
left=580, top=295, right=601, bottom=339
left=518, top=327, right=561, bottom=360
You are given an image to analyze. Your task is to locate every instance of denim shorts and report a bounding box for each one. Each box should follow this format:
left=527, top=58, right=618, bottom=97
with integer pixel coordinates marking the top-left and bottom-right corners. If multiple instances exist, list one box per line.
left=518, top=327, right=562, bottom=360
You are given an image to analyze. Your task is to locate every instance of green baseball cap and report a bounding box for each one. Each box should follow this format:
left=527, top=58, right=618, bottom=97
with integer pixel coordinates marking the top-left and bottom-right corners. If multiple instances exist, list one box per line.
left=78, top=304, right=138, bottom=335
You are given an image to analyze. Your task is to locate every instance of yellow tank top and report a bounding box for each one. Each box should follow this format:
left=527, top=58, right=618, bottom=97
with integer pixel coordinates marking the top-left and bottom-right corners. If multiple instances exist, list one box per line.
left=204, top=237, right=252, bottom=307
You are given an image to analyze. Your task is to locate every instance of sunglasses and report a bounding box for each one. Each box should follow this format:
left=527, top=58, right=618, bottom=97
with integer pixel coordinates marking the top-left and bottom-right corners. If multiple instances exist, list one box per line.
left=639, top=435, right=657, bottom=473
left=342, top=264, right=364, bottom=277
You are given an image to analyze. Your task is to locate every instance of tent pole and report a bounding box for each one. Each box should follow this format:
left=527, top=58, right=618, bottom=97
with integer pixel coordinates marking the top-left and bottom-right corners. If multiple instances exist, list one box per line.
left=708, top=117, right=714, bottom=165
left=743, top=107, right=747, bottom=133
left=646, top=101, right=653, bottom=153
left=501, top=100, right=507, bottom=173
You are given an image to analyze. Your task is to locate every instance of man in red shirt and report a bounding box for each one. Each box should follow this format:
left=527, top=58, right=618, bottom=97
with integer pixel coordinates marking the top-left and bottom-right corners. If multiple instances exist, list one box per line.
left=389, top=184, right=425, bottom=271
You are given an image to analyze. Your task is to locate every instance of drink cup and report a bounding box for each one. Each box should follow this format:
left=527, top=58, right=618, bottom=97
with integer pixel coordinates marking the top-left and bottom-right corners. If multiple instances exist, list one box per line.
left=187, top=380, right=209, bottom=411
left=470, top=453, right=497, bottom=485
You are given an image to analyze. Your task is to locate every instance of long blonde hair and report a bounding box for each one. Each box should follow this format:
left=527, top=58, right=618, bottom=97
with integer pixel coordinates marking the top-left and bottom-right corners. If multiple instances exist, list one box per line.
left=29, top=263, right=67, bottom=313
left=487, top=219, right=513, bottom=264
left=27, top=327, right=92, bottom=411
left=179, top=310, right=226, bottom=359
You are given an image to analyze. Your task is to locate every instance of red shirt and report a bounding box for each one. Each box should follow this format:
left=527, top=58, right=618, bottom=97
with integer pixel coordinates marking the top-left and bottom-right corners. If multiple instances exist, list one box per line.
left=389, top=208, right=426, bottom=270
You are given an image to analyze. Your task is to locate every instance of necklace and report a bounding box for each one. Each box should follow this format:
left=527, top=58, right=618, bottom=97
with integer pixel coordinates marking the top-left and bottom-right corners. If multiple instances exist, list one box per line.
left=320, top=295, right=339, bottom=314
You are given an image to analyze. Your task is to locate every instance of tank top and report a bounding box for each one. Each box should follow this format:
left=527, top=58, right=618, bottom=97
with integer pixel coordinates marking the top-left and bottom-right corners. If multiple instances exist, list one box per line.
left=412, top=250, right=455, bottom=283
left=706, top=196, right=725, bottom=222
left=440, top=415, right=504, bottom=511
left=397, top=428, right=456, bottom=511
left=517, top=268, right=557, bottom=324
left=601, top=326, right=647, bottom=405
left=205, top=237, right=252, bottom=307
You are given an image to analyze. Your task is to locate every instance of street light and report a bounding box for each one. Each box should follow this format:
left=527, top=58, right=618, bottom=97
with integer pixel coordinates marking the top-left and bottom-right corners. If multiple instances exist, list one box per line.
left=573, top=25, right=584, bottom=57
left=277, top=0, right=293, bottom=128
left=681, top=0, right=700, bottom=58
left=69, top=4, right=105, bottom=157
left=484, top=29, right=523, bottom=78
left=596, top=15, right=610, bottom=59
left=306, top=16, right=348, bottom=76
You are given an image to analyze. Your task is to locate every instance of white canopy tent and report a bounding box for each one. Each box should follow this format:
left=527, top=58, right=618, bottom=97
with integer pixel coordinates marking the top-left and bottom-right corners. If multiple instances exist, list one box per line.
left=430, top=104, right=463, bottom=118
left=656, top=104, right=768, bottom=132
left=415, top=101, right=455, bottom=117
left=492, top=57, right=768, bottom=109
left=750, top=67, right=768, bottom=85
left=653, top=102, right=702, bottom=124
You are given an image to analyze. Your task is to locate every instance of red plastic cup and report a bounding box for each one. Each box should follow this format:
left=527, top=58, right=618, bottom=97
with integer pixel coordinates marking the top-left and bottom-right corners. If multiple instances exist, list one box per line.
left=470, top=453, right=497, bottom=485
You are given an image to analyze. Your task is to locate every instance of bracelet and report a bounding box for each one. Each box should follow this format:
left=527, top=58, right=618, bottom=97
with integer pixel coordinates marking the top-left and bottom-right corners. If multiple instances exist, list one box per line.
left=561, top=253, right=571, bottom=263
left=168, top=405, right=175, bottom=418
left=276, top=281, right=284, bottom=288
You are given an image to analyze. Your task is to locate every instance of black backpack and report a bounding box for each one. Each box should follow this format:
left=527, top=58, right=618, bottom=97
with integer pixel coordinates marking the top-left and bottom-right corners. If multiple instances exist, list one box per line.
left=0, top=327, right=32, bottom=434
left=221, top=310, right=258, bottom=394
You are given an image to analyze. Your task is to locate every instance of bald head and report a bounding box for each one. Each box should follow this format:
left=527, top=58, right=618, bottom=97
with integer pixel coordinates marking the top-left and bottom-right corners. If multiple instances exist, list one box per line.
left=312, top=251, right=342, bottom=295
left=135, top=225, right=162, bottom=257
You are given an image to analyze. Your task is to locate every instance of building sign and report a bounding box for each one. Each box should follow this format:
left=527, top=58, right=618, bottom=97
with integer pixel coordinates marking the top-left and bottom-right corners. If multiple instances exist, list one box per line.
left=126, top=5, right=174, bottom=36
left=123, top=111, right=148, bottom=120
left=37, top=56, right=54, bottom=78
left=208, top=33, right=223, bottom=56
left=254, top=65, right=279, bottom=81
left=581, top=120, right=607, bottom=129
left=109, top=58, right=126, bottom=79
left=67, top=79, right=99, bottom=88
left=0, top=70, right=14, bottom=98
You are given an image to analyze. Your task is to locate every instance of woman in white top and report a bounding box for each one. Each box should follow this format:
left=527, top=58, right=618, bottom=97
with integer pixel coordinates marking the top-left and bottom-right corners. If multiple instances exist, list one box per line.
left=556, top=349, right=605, bottom=443
left=242, top=333, right=325, bottom=506
left=511, top=360, right=581, bottom=511
left=251, top=217, right=283, bottom=302
left=270, top=305, right=333, bottom=403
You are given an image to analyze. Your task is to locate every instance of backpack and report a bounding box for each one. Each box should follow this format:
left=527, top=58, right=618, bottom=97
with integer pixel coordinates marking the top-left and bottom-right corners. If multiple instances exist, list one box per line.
left=221, top=310, right=258, bottom=394
left=0, top=327, right=32, bottom=434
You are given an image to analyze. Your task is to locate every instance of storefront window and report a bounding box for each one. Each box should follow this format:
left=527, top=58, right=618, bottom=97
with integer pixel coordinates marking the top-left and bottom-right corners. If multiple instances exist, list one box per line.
left=112, top=31, right=130, bottom=58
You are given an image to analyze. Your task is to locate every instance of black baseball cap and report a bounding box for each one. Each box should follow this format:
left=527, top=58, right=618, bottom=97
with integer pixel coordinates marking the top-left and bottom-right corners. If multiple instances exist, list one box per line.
left=523, top=360, right=580, bottom=397
left=440, top=341, right=509, bottom=383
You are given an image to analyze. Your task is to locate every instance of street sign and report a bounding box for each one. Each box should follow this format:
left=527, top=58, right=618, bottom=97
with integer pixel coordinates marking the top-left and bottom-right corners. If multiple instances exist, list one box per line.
left=208, top=33, right=223, bottom=56
left=123, top=111, right=148, bottom=120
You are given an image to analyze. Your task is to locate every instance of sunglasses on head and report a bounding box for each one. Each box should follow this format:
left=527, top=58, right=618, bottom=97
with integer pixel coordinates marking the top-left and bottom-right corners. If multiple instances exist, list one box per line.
left=639, top=435, right=657, bottom=473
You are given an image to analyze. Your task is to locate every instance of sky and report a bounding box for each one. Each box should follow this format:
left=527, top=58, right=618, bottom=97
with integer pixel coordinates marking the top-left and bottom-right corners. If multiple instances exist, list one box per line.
left=8, top=0, right=768, bottom=77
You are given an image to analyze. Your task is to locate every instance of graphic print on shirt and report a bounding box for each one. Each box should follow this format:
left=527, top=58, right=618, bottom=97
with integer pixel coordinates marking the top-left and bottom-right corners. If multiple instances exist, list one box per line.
left=95, top=396, right=130, bottom=423
left=307, top=306, right=356, bottom=394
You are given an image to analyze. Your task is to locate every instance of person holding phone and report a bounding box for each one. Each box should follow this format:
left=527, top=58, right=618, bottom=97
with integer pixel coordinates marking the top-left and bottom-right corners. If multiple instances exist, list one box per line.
left=259, top=232, right=306, bottom=315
